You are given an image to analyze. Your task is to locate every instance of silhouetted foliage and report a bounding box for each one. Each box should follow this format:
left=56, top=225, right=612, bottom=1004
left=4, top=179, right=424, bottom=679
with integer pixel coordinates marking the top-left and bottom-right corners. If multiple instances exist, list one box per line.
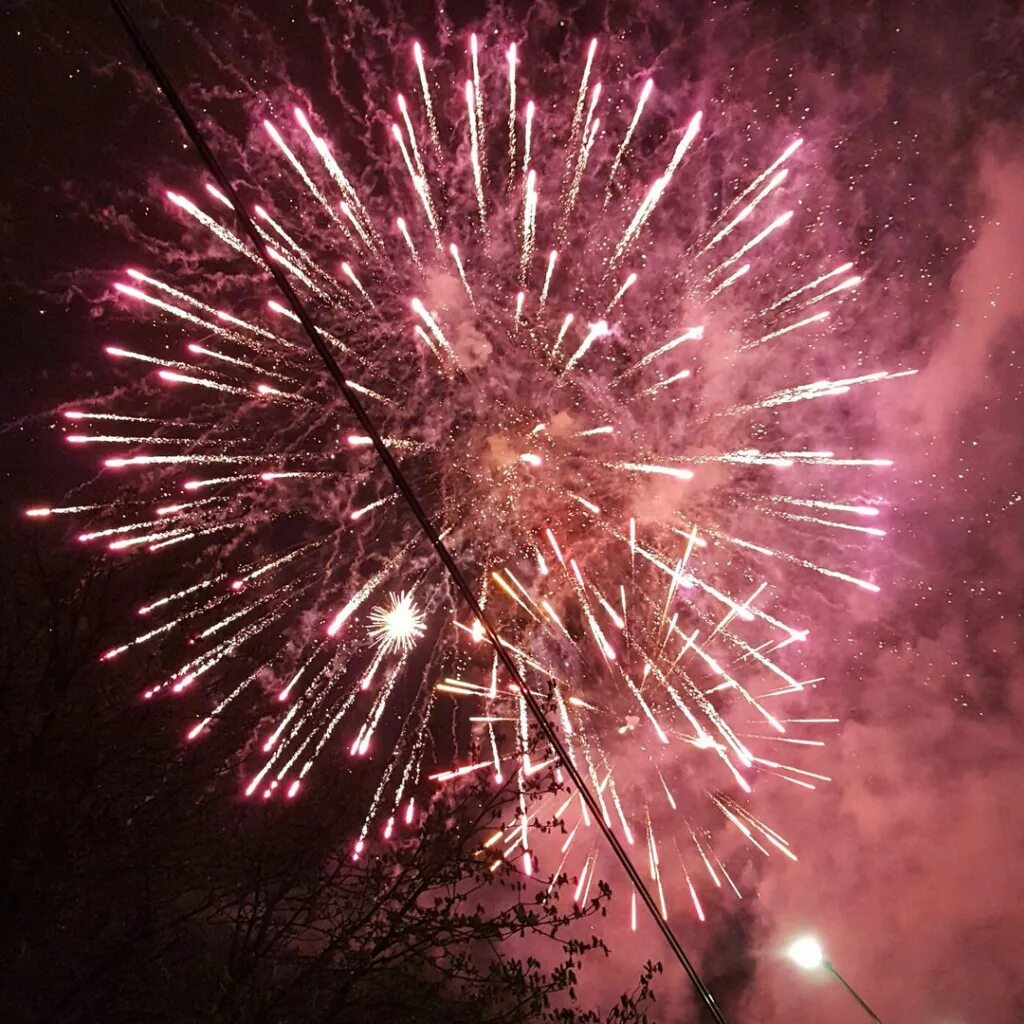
left=0, top=536, right=658, bottom=1023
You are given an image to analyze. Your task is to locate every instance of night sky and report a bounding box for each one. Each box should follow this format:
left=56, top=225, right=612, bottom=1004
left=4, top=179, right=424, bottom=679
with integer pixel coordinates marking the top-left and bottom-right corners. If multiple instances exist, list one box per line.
left=2, top=1, right=1023, bottom=1022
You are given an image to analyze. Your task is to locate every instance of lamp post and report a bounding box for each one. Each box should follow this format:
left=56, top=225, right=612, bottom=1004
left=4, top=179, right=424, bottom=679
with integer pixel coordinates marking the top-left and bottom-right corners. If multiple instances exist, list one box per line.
left=786, top=936, right=886, bottom=1023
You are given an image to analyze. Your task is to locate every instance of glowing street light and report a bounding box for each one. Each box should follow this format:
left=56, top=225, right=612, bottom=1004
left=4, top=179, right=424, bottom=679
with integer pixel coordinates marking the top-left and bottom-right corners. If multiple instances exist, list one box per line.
left=786, top=936, right=885, bottom=1023
left=787, top=936, right=825, bottom=970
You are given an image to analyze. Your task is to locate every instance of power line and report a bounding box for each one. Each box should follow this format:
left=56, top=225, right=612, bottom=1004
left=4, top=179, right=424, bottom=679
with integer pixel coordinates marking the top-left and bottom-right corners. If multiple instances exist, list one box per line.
left=107, top=4, right=730, bottom=1019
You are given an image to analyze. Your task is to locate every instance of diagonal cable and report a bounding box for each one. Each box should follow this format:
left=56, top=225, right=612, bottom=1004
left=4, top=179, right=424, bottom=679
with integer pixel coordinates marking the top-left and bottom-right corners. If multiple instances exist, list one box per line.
left=107, top=3, right=730, bottom=1019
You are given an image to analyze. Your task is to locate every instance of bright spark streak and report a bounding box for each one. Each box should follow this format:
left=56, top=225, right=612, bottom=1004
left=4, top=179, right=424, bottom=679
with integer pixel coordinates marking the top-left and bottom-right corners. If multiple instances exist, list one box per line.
left=613, top=111, right=702, bottom=262
left=757, top=261, right=855, bottom=317
left=565, top=39, right=598, bottom=186
left=412, top=41, right=441, bottom=157
left=299, top=111, right=376, bottom=239
left=396, top=93, right=426, bottom=177
left=802, top=275, right=862, bottom=307
left=522, top=100, right=535, bottom=183
left=714, top=137, right=802, bottom=227
left=465, top=81, right=487, bottom=229
left=770, top=496, right=881, bottom=517
left=540, top=249, right=557, bottom=305
left=396, top=216, right=420, bottom=265
left=340, top=261, right=372, bottom=305
left=411, top=297, right=459, bottom=364
left=740, top=310, right=830, bottom=352
left=702, top=169, right=789, bottom=252
left=605, top=78, right=653, bottom=201
left=708, top=210, right=794, bottom=278
left=326, top=553, right=404, bottom=636
left=707, top=263, right=750, bottom=300
left=521, top=171, right=539, bottom=280
left=606, top=272, right=637, bottom=313
left=553, top=313, right=574, bottom=355
left=506, top=44, right=518, bottom=176
left=639, top=369, right=692, bottom=398
left=450, top=243, right=474, bottom=302
left=605, top=462, right=694, bottom=481
left=563, top=112, right=600, bottom=221
left=391, top=123, right=442, bottom=248
left=564, top=319, right=609, bottom=372
left=262, top=123, right=346, bottom=238
left=470, top=34, right=485, bottom=170
left=351, top=494, right=398, bottom=521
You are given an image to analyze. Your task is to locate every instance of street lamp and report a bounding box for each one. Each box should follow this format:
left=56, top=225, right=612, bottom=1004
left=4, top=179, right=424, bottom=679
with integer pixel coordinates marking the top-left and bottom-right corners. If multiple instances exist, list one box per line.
left=786, top=936, right=886, bottom=1023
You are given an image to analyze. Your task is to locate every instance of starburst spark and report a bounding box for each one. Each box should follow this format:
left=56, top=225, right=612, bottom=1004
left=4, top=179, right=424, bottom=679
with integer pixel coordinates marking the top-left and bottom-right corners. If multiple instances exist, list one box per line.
left=27, top=27, right=913, bottom=926
left=368, top=591, right=428, bottom=654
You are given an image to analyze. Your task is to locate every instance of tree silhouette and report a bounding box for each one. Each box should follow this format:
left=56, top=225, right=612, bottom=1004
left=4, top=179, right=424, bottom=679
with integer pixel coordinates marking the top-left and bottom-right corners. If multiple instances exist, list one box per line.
left=0, top=535, right=659, bottom=1023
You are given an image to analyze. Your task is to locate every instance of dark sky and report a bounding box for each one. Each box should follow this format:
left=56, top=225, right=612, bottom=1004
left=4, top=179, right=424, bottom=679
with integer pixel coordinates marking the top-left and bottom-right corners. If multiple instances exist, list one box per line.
left=2, top=1, right=1023, bottom=1022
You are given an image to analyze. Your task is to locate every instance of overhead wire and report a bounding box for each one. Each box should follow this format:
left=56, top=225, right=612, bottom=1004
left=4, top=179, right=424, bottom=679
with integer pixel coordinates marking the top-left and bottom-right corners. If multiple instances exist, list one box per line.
left=107, top=4, right=730, bottom=1018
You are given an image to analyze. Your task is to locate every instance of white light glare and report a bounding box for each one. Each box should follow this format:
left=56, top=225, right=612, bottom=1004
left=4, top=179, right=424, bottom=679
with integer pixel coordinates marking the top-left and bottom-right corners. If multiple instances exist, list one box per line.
left=787, top=936, right=825, bottom=970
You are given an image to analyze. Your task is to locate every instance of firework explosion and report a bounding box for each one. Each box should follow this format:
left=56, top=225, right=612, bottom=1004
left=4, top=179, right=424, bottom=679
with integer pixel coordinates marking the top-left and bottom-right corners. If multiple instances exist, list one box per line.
left=28, top=31, right=913, bottom=925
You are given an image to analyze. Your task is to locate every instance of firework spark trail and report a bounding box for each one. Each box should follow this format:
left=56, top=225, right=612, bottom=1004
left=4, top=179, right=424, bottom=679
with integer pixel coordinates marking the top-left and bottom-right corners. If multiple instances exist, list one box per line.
left=707, top=263, right=750, bottom=299
left=522, top=100, right=535, bottom=184
left=506, top=44, right=518, bottom=179
left=638, top=369, right=691, bottom=399
left=391, top=124, right=442, bottom=248
left=712, top=137, right=804, bottom=233
left=63, top=411, right=164, bottom=424
left=581, top=82, right=601, bottom=156
left=114, top=283, right=277, bottom=355
left=739, top=310, right=831, bottom=351
left=263, top=120, right=351, bottom=240
left=552, top=313, right=574, bottom=355
left=469, top=34, right=486, bottom=171
left=187, top=343, right=295, bottom=383
left=707, top=209, right=794, bottom=279
left=769, top=495, right=882, bottom=517
left=465, top=81, right=487, bottom=230
left=413, top=324, right=443, bottom=365
left=68, top=433, right=219, bottom=448
left=520, top=171, right=539, bottom=280
left=614, top=327, right=704, bottom=376
left=40, top=20, right=912, bottom=960
left=701, top=168, right=789, bottom=252
left=563, top=319, right=609, bottom=372
left=721, top=370, right=916, bottom=414
left=123, top=268, right=298, bottom=353
left=604, top=78, right=653, bottom=205
left=612, top=111, right=703, bottom=263
left=396, top=216, right=420, bottom=266
left=283, top=312, right=367, bottom=372
left=352, top=654, right=409, bottom=756
left=166, top=190, right=258, bottom=263
left=292, top=108, right=376, bottom=240
left=340, top=262, right=373, bottom=306
left=412, top=42, right=442, bottom=159
left=563, top=38, right=598, bottom=192
left=396, top=94, right=427, bottom=181
left=539, top=248, right=557, bottom=305
left=356, top=688, right=432, bottom=851
left=605, top=272, right=637, bottom=314
left=563, top=108, right=601, bottom=223
left=253, top=203, right=338, bottom=288
left=752, top=261, right=855, bottom=320
left=326, top=543, right=415, bottom=637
